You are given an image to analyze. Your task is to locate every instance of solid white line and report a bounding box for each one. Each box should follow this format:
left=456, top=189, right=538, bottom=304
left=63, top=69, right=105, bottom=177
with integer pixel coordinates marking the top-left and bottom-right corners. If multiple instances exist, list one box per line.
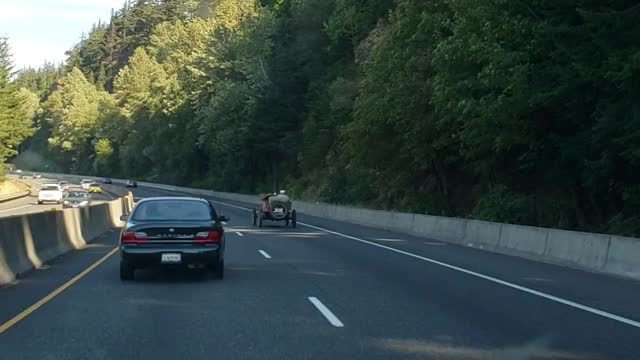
left=0, top=204, right=32, bottom=213
left=298, top=222, right=640, bottom=329
left=308, top=297, right=344, bottom=327
left=208, top=197, right=640, bottom=329
left=258, top=250, right=271, bottom=259
left=236, top=232, right=244, bottom=237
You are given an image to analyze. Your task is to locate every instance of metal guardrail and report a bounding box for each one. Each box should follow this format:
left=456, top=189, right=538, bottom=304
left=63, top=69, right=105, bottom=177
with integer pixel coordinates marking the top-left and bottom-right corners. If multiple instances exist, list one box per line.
left=0, top=190, right=31, bottom=203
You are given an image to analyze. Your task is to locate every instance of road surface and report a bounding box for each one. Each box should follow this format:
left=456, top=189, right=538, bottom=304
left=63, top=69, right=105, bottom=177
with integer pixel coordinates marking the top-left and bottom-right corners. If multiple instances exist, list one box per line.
left=0, top=184, right=639, bottom=359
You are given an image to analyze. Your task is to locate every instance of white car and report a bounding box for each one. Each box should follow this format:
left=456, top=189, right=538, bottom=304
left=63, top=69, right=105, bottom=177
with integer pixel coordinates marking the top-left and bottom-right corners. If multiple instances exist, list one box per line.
left=38, top=184, right=63, bottom=204
left=58, top=181, right=70, bottom=191
left=80, top=179, right=93, bottom=190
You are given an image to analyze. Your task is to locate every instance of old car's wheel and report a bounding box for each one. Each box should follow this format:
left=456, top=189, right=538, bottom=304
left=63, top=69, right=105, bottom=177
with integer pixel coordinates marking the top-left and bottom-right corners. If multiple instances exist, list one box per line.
left=258, top=216, right=263, bottom=228
left=252, top=209, right=257, bottom=226
left=291, top=210, right=297, bottom=228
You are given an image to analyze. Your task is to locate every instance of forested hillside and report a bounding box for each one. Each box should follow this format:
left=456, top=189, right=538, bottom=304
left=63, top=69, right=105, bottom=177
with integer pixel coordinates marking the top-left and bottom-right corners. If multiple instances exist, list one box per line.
left=10, top=0, right=640, bottom=236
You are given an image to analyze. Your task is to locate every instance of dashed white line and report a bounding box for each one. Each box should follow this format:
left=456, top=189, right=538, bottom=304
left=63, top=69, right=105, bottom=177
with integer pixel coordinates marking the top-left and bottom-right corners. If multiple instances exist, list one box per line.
left=236, top=231, right=244, bottom=237
left=207, top=197, right=640, bottom=329
left=308, top=297, right=344, bottom=327
left=258, top=250, right=271, bottom=259
left=299, top=222, right=640, bottom=329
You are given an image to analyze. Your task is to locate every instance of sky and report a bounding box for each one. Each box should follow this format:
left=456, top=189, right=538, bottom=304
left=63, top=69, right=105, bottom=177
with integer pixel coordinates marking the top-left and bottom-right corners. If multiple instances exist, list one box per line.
left=0, top=0, right=124, bottom=70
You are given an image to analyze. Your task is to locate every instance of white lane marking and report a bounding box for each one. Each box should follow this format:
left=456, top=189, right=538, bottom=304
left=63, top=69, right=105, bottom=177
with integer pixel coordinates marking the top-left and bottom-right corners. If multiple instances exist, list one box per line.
left=258, top=250, right=271, bottom=259
left=371, top=238, right=406, bottom=242
left=236, top=232, right=244, bottom=237
left=299, top=222, right=640, bottom=329
left=423, top=241, right=447, bottom=246
left=0, top=204, right=32, bottom=213
left=205, top=197, right=640, bottom=329
left=308, top=297, right=344, bottom=327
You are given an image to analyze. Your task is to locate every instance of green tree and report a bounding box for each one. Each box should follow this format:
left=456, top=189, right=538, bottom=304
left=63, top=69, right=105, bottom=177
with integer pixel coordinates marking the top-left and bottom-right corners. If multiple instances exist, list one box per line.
left=0, top=37, right=35, bottom=173
left=42, top=67, right=109, bottom=172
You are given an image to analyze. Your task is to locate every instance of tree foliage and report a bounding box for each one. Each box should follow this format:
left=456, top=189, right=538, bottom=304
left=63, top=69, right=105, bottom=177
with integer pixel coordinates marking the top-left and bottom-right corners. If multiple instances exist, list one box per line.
left=0, top=37, right=35, bottom=174
left=14, top=0, right=640, bottom=236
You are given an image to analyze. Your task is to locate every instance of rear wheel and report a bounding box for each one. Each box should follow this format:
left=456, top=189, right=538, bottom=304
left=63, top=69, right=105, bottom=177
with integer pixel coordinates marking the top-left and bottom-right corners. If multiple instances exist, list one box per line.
left=120, top=261, right=134, bottom=281
left=252, top=209, right=257, bottom=226
left=258, top=216, right=263, bottom=228
left=215, top=259, right=224, bottom=279
left=291, top=210, right=297, bottom=229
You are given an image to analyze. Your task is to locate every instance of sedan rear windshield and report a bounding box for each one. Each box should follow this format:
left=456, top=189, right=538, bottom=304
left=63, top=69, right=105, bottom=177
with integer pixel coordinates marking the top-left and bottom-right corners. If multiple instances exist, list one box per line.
left=67, top=191, right=88, bottom=198
left=131, top=200, right=212, bottom=221
left=41, top=186, right=59, bottom=191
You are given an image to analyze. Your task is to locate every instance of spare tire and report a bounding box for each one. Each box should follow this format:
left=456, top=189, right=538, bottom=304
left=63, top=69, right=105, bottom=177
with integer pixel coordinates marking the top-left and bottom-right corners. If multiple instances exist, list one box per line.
left=269, top=201, right=289, bottom=220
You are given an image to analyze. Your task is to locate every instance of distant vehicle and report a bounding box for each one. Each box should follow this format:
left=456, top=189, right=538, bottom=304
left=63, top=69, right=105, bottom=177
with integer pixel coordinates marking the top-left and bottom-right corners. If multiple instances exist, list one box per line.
left=38, top=184, right=63, bottom=204
left=102, top=178, right=113, bottom=184
left=33, top=173, right=42, bottom=179
left=126, top=180, right=137, bottom=188
left=63, top=190, right=91, bottom=208
left=58, top=181, right=70, bottom=191
left=15, top=169, right=22, bottom=173
left=88, top=183, right=103, bottom=193
left=252, top=190, right=296, bottom=228
left=119, top=197, right=228, bottom=281
left=80, top=179, right=93, bottom=190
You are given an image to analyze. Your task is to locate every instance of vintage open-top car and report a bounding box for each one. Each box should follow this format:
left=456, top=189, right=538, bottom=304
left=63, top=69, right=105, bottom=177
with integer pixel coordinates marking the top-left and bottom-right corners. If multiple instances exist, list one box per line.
left=252, top=190, right=297, bottom=228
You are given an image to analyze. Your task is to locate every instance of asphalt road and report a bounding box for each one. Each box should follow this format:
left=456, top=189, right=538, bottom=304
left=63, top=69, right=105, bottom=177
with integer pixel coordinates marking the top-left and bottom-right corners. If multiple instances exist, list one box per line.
left=1, top=184, right=639, bottom=359
left=0, top=176, right=121, bottom=217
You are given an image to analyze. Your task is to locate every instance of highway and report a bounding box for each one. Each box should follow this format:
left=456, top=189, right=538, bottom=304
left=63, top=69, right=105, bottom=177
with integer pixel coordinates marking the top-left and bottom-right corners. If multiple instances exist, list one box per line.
left=1, top=184, right=639, bottom=359
left=0, top=176, right=121, bottom=217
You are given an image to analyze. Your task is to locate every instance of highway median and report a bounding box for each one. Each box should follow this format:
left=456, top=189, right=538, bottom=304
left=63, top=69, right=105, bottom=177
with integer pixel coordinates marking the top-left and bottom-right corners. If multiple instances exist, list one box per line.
left=0, top=192, right=134, bottom=285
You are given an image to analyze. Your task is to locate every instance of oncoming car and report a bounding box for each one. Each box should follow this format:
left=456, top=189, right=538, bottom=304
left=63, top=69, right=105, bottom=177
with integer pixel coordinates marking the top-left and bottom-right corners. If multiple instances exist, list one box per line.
left=58, top=181, right=70, bottom=191
left=119, top=197, right=229, bottom=281
left=88, top=183, right=103, bottom=193
left=63, top=190, right=91, bottom=208
left=80, top=179, right=93, bottom=189
left=38, top=184, right=63, bottom=204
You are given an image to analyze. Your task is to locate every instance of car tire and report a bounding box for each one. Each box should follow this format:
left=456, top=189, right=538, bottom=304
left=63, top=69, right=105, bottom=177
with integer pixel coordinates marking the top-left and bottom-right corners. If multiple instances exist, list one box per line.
left=215, top=259, right=224, bottom=279
left=258, top=217, right=263, bottom=228
left=120, top=261, right=134, bottom=281
left=291, top=210, right=297, bottom=229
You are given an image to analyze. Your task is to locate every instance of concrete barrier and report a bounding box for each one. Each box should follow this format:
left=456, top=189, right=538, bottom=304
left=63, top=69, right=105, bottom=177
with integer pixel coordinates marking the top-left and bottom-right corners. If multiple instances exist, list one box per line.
left=544, top=229, right=610, bottom=270
left=463, top=220, right=502, bottom=250
left=497, top=224, right=548, bottom=258
left=604, top=236, right=640, bottom=279
left=0, top=193, right=132, bottom=284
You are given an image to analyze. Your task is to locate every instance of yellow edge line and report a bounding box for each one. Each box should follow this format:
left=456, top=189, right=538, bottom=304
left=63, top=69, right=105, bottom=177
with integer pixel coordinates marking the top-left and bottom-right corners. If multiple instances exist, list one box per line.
left=0, top=246, right=118, bottom=334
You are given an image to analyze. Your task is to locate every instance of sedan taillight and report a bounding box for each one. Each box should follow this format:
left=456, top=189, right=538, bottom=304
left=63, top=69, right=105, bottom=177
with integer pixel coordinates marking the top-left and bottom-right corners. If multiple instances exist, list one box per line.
left=194, top=231, right=221, bottom=243
left=121, top=231, right=148, bottom=244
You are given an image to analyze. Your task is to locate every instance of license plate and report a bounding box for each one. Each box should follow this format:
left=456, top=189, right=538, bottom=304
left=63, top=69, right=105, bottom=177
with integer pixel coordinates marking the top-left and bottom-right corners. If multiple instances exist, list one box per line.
left=161, top=253, right=181, bottom=263
left=273, top=208, right=284, bottom=214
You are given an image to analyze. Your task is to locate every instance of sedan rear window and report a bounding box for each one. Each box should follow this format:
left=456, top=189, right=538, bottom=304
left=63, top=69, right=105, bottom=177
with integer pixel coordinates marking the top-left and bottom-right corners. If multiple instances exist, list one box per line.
left=131, top=200, right=212, bottom=221
left=67, top=191, right=88, bottom=198
left=41, top=186, right=59, bottom=191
